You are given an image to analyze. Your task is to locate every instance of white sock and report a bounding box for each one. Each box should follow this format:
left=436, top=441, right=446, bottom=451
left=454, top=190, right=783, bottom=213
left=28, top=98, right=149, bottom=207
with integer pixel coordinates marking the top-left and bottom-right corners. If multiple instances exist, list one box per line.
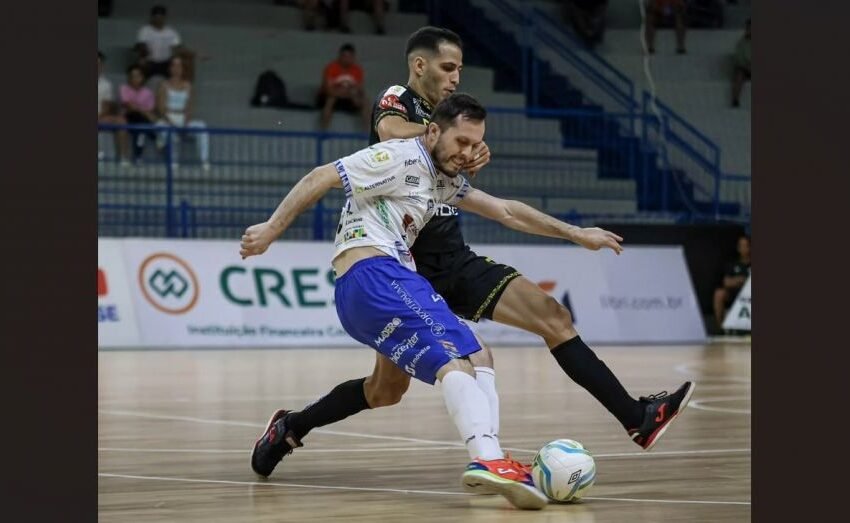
left=441, top=370, right=504, bottom=461
left=474, top=367, right=500, bottom=438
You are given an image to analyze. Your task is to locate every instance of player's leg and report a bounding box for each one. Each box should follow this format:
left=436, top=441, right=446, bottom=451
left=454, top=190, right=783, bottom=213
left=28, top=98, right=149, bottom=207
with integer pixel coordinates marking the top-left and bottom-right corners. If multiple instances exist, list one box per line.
left=491, top=275, right=694, bottom=450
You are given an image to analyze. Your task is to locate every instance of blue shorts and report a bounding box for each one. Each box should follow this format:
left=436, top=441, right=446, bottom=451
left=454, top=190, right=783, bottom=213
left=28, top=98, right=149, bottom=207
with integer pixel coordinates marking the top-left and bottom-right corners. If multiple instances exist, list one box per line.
left=335, top=256, right=482, bottom=385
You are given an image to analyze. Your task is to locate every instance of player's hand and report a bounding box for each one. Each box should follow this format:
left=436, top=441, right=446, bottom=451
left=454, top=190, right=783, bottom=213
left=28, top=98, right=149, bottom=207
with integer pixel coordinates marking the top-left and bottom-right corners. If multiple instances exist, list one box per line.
left=464, top=141, right=491, bottom=178
left=240, top=222, right=276, bottom=259
left=574, top=227, right=624, bottom=255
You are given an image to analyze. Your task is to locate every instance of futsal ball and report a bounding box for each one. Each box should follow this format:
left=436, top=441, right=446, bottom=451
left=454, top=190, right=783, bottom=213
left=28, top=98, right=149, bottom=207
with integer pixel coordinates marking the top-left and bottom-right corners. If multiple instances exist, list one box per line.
left=531, top=439, right=597, bottom=503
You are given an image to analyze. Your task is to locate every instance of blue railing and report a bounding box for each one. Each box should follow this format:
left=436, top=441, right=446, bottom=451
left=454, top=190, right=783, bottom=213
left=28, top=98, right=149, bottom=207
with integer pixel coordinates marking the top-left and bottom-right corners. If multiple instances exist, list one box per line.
left=429, top=0, right=735, bottom=221
left=98, top=110, right=746, bottom=240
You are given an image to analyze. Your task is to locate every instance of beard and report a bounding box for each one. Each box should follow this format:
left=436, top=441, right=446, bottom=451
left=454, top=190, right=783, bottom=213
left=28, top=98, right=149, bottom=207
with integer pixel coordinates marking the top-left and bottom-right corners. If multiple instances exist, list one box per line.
left=430, top=140, right=464, bottom=177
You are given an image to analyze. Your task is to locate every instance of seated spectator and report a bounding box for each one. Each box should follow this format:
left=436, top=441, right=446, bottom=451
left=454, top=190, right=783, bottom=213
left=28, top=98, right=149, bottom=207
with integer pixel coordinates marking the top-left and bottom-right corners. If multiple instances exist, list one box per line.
left=155, top=56, right=210, bottom=170
left=120, top=64, right=158, bottom=162
left=317, top=43, right=370, bottom=130
left=135, top=5, right=196, bottom=80
left=98, top=51, right=130, bottom=166
left=731, top=18, right=751, bottom=108
left=564, top=0, right=608, bottom=48
left=643, top=0, right=687, bottom=54
left=713, top=234, right=751, bottom=331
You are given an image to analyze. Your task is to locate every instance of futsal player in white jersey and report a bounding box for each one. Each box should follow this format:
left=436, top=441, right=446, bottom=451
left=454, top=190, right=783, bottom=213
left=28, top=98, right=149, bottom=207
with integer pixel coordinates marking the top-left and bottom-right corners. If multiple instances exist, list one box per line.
left=241, top=93, right=622, bottom=510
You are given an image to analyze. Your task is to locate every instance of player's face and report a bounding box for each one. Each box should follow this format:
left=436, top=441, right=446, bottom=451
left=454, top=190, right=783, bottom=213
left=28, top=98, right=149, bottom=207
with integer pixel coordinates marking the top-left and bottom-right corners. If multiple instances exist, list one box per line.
left=421, top=43, right=462, bottom=104
left=429, top=117, right=485, bottom=177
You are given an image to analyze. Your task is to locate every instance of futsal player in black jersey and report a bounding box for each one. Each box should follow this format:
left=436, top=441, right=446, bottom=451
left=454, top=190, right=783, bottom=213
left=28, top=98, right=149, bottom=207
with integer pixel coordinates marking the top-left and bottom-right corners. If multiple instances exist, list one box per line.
left=251, top=27, right=694, bottom=478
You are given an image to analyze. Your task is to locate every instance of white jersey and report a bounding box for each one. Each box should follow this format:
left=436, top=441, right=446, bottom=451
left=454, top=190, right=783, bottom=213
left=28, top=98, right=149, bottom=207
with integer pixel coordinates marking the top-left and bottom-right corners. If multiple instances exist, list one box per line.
left=333, top=137, right=470, bottom=271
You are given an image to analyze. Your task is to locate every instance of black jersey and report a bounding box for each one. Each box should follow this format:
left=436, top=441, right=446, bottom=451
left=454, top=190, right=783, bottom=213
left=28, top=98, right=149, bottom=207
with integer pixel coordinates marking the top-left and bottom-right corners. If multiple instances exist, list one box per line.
left=369, top=84, right=466, bottom=254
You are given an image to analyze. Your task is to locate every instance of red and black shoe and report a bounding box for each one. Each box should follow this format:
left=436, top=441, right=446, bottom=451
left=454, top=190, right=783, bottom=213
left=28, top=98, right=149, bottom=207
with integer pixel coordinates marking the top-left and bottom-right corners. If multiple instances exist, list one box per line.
left=250, top=409, right=303, bottom=477
left=462, top=457, right=548, bottom=510
left=628, top=381, right=696, bottom=451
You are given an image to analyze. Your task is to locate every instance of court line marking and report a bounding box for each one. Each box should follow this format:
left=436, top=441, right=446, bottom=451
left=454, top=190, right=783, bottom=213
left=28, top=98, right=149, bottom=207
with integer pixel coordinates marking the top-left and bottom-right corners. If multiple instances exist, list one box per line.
left=689, top=396, right=751, bottom=415
left=98, top=472, right=750, bottom=506
left=98, top=446, right=751, bottom=459
left=99, top=410, right=751, bottom=458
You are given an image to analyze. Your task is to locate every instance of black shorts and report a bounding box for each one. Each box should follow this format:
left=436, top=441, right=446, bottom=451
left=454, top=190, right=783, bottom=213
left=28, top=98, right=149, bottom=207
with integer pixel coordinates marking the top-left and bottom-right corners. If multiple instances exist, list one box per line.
left=415, top=246, right=521, bottom=322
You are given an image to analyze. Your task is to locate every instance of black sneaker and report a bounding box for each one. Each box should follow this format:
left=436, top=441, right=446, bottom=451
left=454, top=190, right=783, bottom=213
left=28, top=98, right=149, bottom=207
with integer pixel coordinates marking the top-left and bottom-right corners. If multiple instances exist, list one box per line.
left=251, top=409, right=303, bottom=477
left=628, top=382, right=696, bottom=451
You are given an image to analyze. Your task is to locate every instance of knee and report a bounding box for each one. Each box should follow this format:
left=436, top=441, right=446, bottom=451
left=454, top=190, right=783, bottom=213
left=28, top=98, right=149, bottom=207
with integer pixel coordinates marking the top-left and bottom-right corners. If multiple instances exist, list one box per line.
left=365, top=378, right=409, bottom=408
left=536, top=296, right=576, bottom=341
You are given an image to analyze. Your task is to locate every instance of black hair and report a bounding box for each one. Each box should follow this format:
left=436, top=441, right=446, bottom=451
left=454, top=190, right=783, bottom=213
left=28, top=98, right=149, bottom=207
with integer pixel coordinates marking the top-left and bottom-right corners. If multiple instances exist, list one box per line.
left=405, top=26, right=462, bottom=57
left=151, top=5, right=167, bottom=16
left=126, top=63, right=144, bottom=76
left=430, top=93, right=486, bottom=130
left=340, top=43, right=355, bottom=54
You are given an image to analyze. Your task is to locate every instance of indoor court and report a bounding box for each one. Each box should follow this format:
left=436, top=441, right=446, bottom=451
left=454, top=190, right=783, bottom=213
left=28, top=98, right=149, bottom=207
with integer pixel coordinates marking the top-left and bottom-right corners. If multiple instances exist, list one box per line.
left=98, top=341, right=751, bottom=522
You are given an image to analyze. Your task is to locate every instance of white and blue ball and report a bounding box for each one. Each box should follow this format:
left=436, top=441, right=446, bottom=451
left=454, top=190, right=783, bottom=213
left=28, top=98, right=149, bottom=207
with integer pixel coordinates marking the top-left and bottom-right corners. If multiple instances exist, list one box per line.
left=531, top=439, right=596, bottom=502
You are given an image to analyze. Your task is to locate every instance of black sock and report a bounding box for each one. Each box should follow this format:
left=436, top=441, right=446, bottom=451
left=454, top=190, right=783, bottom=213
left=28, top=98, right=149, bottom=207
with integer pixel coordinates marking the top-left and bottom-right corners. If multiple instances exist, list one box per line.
left=551, top=336, right=643, bottom=429
left=285, top=378, right=371, bottom=440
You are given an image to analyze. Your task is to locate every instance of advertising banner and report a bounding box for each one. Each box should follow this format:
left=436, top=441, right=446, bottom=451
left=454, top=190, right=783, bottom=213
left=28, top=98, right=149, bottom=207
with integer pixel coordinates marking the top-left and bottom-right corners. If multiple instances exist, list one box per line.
left=99, top=239, right=705, bottom=348
left=98, top=239, right=141, bottom=346
left=467, top=244, right=706, bottom=344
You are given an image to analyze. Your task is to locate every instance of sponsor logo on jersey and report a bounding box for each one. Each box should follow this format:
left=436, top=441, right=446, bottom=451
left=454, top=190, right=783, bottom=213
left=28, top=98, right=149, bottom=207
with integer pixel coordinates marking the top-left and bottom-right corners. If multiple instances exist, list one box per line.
left=404, top=158, right=420, bottom=168
left=390, top=332, right=419, bottom=363
left=374, top=317, right=403, bottom=347
left=355, top=175, right=395, bottom=193
left=436, top=179, right=445, bottom=189
left=403, top=345, right=431, bottom=376
left=376, top=198, right=393, bottom=230
left=343, top=226, right=367, bottom=241
left=405, top=192, right=424, bottom=203
left=439, top=339, right=461, bottom=358
left=402, top=213, right=418, bottom=239
left=394, top=240, right=413, bottom=262
left=404, top=173, right=419, bottom=185
left=434, top=203, right=459, bottom=216
left=379, top=94, right=406, bottom=113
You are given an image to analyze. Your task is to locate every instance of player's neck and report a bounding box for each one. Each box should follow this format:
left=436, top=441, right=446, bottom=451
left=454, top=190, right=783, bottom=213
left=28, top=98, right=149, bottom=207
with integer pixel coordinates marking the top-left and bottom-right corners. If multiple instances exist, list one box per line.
left=406, top=78, right=437, bottom=107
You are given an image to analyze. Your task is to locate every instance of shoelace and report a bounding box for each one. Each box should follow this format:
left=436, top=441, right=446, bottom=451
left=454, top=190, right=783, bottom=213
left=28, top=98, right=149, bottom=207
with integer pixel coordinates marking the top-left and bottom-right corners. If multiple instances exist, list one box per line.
left=503, top=453, right=532, bottom=474
left=640, top=391, right=668, bottom=402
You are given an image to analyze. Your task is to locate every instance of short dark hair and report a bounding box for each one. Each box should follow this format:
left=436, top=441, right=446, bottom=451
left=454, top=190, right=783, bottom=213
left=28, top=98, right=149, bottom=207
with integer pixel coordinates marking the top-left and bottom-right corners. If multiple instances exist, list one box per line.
left=340, top=43, right=355, bottom=54
left=151, top=5, right=167, bottom=16
left=430, top=93, right=486, bottom=130
left=405, top=26, right=462, bottom=57
left=127, top=64, right=144, bottom=76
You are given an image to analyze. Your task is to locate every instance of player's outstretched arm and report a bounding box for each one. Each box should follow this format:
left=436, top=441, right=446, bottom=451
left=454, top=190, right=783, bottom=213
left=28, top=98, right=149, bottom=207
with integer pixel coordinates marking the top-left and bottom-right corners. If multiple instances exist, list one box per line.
left=457, top=188, right=624, bottom=255
left=240, top=164, right=342, bottom=259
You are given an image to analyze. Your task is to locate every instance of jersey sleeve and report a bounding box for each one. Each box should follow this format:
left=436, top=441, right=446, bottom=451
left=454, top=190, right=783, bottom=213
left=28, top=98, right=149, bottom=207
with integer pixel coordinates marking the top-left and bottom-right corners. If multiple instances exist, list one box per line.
left=439, top=175, right=471, bottom=206
left=374, top=85, right=410, bottom=127
left=334, top=144, right=405, bottom=201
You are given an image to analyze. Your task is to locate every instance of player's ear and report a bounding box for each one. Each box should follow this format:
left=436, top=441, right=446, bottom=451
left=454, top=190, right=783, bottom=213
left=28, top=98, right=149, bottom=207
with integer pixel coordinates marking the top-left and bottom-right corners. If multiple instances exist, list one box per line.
left=412, top=55, right=427, bottom=77
left=427, top=122, right=440, bottom=140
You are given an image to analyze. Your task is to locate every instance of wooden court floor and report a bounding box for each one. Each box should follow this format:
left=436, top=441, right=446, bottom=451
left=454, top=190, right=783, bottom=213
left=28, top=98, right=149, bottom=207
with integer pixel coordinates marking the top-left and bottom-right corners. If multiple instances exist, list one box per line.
left=99, top=342, right=751, bottom=522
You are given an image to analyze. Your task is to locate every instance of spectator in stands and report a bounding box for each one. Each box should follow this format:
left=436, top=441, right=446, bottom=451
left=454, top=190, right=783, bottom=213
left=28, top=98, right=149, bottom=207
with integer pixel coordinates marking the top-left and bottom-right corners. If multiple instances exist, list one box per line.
left=295, top=0, right=325, bottom=31
left=731, top=18, right=751, bottom=108
left=135, top=5, right=196, bottom=80
left=155, top=56, right=211, bottom=170
left=643, top=0, right=687, bottom=54
left=120, top=64, right=158, bottom=162
left=713, top=234, right=751, bottom=330
left=317, top=43, right=370, bottom=130
left=98, top=51, right=131, bottom=166
left=564, top=0, right=608, bottom=48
